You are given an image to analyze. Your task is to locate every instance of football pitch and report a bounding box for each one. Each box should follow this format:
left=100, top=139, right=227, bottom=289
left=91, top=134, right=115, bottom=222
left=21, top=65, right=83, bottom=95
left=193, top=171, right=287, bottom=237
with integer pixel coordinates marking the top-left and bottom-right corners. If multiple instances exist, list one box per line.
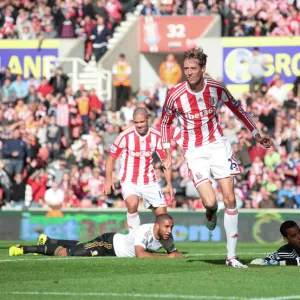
left=0, top=241, right=299, bottom=300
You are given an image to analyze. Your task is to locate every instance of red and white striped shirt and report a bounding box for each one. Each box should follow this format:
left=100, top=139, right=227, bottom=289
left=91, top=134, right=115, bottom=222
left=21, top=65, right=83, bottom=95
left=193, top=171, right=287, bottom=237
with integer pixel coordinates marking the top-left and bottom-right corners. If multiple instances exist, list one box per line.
left=107, top=126, right=165, bottom=185
left=160, top=78, right=258, bottom=151
left=56, top=103, right=70, bottom=127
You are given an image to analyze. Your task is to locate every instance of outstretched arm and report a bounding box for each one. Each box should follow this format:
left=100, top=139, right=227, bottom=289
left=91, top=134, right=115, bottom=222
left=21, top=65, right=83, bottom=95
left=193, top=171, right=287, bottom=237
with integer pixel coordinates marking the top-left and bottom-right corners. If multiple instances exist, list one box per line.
left=135, top=246, right=183, bottom=258
left=221, top=87, right=272, bottom=148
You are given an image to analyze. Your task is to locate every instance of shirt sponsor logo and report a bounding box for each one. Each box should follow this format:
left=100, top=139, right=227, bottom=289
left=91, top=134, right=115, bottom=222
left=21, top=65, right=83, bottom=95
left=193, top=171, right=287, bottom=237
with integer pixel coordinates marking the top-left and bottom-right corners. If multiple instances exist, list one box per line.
left=185, top=108, right=215, bottom=119
left=130, top=150, right=152, bottom=157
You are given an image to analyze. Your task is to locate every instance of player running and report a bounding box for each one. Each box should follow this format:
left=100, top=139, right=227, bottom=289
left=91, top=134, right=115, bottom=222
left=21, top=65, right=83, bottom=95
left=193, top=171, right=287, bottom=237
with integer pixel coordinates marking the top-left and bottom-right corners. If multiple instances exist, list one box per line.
left=104, top=107, right=174, bottom=233
left=160, top=48, right=272, bottom=268
left=251, top=220, right=300, bottom=267
left=9, top=214, right=183, bottom=258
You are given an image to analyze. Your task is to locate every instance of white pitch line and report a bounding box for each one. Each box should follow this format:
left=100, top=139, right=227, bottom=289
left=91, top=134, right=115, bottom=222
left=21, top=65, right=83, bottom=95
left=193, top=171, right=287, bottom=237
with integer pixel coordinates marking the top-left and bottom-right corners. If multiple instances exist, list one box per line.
left=1, top=291, right=300, bottom=300
left=0, top=253, right=269, bottom=263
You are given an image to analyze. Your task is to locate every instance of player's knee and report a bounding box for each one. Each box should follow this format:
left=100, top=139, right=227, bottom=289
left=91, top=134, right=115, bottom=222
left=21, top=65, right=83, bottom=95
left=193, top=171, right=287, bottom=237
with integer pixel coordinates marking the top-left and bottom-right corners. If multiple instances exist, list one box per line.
left=57, top=248, right=68, bottom=256
left=201, top=195, right=216, bottom=209
left=223, top=197, right=236, bottom=209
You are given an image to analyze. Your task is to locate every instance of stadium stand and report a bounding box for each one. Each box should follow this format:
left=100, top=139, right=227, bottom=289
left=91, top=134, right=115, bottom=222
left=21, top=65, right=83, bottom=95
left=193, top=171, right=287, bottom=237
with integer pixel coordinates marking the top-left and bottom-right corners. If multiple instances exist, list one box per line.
left=0, top=0, right=299, bottom=211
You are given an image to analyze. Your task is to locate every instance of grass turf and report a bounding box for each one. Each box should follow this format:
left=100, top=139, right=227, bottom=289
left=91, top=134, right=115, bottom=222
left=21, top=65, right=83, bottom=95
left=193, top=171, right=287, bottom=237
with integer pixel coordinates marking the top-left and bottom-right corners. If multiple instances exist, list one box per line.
left=0, top=241, right=299, bottom=300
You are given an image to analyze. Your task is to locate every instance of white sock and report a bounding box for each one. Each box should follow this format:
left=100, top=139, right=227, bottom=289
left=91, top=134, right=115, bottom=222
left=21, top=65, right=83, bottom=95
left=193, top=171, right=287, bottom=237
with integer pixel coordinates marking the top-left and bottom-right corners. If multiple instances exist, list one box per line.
left=127, top=212, right=140, bottom=232
left=224, top=207, right=238, bottom=259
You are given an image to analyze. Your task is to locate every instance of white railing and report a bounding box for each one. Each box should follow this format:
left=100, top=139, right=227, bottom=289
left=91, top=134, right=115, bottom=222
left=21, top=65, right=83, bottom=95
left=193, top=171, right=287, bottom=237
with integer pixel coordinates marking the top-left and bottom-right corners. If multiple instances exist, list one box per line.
left=46, top=57, right=112, bottom=102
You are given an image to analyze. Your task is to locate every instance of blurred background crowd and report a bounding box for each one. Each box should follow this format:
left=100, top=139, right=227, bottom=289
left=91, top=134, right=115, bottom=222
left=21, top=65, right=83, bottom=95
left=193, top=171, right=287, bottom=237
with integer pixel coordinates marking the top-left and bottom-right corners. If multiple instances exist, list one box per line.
left=1, top=0, right=300, bottom=61
left=0, top=0, right=300, bottom=211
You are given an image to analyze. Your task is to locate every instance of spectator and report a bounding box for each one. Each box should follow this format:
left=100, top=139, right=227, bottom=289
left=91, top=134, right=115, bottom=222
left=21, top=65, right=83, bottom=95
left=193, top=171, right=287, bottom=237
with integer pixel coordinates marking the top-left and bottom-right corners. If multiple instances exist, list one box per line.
left=2, top=129, right=28, bottom=176
left=141, top=0, right=159, bottom=16
left=44, top=181, right=64, bottom=208
left=40, top=23, right=58, bottom=39
left=11, top=74, right=28, bottom=99
left=49, top=67, right=69, bottom=95
left=93, top=0, right=109, bottom=21
left=106, top=0, right=122, bottom=32
left=37, top=76, right=54, bottom=98
left=46, top=116, right=61, bottom=160
left=267, top=79, right=290, bottom=105
left=277, top=180, right=296, bottom=208
left=76, top=91, right=90, bottom=134
left=241, top=47, right=270, bottom=94
left=58, top=11, right=76, bottom=38
left=56, top=96, right=71, bottom=146
left=112, top=53, right=132, bottom=110
left=159, top=54, right=182, bottom=88
left=0, top=78, right=17, bottom=104
left=90, top=15, right=111, bottom=63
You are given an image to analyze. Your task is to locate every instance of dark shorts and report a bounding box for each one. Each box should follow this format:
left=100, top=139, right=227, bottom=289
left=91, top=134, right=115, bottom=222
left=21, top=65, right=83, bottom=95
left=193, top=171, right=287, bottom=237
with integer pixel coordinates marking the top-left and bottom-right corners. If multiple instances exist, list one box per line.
left=68, top=233, right=116, bottom=257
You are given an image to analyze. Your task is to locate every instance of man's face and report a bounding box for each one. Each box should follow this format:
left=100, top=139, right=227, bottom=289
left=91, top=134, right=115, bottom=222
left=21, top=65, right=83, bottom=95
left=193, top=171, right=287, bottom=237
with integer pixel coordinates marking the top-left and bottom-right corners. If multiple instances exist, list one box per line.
left=183, top=59, right=206, bottom=87
left=157, top=219, right=174, bottom=240
left=285, top=225, right=300, bottom=249
left=133, top=114, right=149, bottom=136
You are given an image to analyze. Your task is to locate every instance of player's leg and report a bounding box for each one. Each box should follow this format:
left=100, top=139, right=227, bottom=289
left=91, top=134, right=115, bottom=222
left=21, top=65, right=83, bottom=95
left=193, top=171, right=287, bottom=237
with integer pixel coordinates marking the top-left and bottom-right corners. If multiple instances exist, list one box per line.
left=141, top=183, right=167, bottom=216
left=69, top=233, right=116, bottom=257
left=185, top=147, right=218, bottom=230
left=122, top=182, right=141, bottom=231
left=9, top=244, right=63, bottom=256
left=151, top=206, right=167, bottom=216
left=212, top=138, right=247, bottom=268
left=37, top=234, right=79, bottom=248
left=195, top=181, right=218, bottom=230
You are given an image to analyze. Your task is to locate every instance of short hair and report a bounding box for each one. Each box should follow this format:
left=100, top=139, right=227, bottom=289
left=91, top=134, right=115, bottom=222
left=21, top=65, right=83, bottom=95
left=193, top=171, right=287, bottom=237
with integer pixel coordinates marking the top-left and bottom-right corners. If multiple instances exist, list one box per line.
left=280, top=220, right=298, bottom=237
left=184, top=48, right=207, bottom=67
left=155, top=214, right=173, bottom=225
left=133, top=107, right=148, bottom=118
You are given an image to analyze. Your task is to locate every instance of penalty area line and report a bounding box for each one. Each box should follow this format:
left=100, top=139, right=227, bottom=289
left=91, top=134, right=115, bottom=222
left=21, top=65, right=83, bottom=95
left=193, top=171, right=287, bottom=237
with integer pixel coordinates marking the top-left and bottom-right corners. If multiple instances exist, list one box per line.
left=1, top=291, right=300, bottom=300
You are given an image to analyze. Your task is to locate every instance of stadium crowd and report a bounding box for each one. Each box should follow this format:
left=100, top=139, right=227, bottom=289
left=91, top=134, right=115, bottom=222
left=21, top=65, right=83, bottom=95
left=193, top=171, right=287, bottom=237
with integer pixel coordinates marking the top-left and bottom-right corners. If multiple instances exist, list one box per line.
left=0, top=59, right=299, bottom=210
left=0, top=0, right=138, bottom=61
left=0, top=0, right=300, bottom=211
left=140, top=0, right=300, bottom=37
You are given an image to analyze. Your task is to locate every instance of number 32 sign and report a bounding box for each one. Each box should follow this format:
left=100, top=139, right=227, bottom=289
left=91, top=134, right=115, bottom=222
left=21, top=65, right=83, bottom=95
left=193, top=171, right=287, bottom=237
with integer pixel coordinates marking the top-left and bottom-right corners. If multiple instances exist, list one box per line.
left=139, top=15, right=215, bottom=53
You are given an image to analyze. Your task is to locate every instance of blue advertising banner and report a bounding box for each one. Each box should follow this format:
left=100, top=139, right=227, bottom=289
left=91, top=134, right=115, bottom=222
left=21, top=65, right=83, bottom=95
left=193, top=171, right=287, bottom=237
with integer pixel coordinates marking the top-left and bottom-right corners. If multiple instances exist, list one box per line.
left=0, top=40, right=59, bottom=78
left=222, top=37, right=300, bottom=94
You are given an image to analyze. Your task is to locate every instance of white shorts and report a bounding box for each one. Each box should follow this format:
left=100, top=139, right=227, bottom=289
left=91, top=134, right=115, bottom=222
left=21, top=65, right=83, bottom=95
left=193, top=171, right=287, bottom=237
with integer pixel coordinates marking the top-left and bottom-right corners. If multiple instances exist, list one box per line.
left=184, top=137, right=240, bottom=188
left=121, top=182, right=166, bottom=209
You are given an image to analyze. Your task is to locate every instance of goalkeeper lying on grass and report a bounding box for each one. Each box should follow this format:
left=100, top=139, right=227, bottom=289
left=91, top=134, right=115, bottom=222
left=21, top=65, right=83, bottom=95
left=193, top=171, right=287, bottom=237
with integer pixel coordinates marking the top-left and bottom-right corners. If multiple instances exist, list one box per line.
left=9, top=214, right=183, bottom=258
left=251, top=220, right=300, bottom=266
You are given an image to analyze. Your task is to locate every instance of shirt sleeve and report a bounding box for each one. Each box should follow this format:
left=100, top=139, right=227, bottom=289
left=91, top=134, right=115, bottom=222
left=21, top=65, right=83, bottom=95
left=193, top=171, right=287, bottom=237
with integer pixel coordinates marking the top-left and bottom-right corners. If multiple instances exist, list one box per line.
left=155, top=135, right=165, bottom=161
left=160, top=234, right=176, bottom=253
left=220, top=86, right=258, bottom=137
left=107, top=134, right=126, bottom=159
left=134, top=227, right=147, bottom=249
left=160, top=89, right=177, bottom=148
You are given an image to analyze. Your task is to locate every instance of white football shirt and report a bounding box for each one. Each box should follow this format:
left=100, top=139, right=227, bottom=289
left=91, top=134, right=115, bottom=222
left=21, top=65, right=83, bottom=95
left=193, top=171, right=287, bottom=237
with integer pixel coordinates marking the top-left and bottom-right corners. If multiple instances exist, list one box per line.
left=113, top=223, right=176, bottom=257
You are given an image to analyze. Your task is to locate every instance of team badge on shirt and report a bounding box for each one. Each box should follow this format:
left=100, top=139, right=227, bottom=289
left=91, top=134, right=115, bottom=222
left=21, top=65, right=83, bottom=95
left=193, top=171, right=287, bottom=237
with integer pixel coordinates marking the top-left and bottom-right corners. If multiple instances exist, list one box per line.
left=195, top=173, right=202, bottom=180
left=163, top=107, right=173, bottom=116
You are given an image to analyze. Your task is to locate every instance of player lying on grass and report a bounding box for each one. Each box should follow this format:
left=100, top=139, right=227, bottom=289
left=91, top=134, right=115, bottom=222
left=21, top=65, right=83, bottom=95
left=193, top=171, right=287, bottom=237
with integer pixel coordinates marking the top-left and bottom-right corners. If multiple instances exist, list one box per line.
left=9, top=214, right=183, bottom=258
left=251, top=220, right=300, bottom=266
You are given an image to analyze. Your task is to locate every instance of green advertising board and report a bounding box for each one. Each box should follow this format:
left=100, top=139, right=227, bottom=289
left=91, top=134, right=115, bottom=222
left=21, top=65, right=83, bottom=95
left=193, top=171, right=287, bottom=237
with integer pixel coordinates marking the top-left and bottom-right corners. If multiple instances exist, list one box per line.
left=1, top=210, right=300, bottom=243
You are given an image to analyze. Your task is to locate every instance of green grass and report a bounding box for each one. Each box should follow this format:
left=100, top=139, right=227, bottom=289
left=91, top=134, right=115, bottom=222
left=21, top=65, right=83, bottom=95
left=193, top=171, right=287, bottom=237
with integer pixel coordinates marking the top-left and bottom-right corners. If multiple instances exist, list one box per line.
left=0, top=241, right=299, bottom=300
